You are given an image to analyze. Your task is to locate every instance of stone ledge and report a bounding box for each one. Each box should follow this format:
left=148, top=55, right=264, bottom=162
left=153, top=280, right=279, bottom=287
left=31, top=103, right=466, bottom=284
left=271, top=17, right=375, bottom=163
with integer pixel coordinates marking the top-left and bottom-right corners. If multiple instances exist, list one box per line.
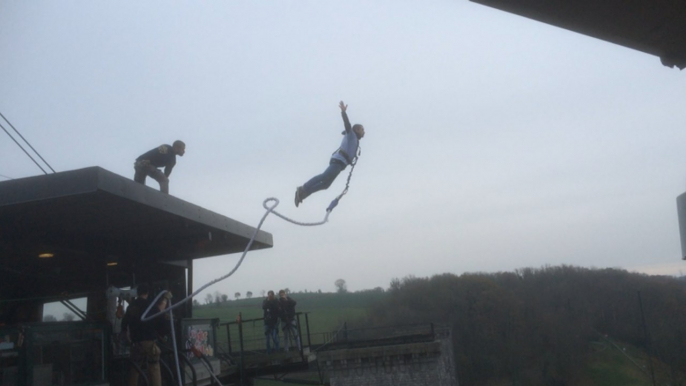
left=317, top=341, right=441, bottom=362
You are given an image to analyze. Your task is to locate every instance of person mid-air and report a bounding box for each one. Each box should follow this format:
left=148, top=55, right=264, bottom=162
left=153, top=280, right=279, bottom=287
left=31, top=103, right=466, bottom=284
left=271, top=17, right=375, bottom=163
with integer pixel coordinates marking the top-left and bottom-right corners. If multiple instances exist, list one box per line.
left=295, top=101, right=365, bottom=207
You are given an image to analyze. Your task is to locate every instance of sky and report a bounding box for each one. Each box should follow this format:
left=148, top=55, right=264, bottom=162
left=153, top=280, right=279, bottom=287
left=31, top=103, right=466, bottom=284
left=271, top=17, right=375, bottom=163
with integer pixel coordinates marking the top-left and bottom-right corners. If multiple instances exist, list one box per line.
left=2, top=1, right=686, bottom=300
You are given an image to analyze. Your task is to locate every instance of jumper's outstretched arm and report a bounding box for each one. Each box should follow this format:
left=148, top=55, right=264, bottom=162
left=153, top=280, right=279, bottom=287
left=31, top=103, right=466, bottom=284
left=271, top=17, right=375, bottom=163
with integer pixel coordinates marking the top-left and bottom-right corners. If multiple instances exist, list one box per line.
left=339, top=101, right=352, bottom=133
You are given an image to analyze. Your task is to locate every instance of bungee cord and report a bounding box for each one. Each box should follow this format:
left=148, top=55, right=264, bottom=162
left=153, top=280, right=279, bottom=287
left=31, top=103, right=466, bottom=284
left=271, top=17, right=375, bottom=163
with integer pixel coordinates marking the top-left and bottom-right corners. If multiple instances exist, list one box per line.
left=139, top=147, right=362, bottom=385
left=141, top=148, right=362, bottom=321
left=141, top=197, right=334, bottom=385
left=141, top=197, right=330, bottom=322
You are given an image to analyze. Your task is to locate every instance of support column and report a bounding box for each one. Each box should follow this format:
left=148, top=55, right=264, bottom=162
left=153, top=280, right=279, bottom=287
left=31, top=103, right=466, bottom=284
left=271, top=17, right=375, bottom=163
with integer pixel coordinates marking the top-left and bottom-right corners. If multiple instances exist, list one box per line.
left=187, top=259, right=193, bottom=318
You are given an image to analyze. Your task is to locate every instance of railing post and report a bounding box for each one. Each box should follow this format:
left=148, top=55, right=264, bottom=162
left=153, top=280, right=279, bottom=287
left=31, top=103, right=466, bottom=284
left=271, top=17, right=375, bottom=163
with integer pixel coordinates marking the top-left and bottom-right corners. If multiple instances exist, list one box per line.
left=305, top=312, right=312, bottom=348
left=296, top=313, right=304, bottom=362
left=226, top=323, right=232, bottom=356
left=238, top=313, right=245, bottom=386
left=344, top=322, right=348, bottom=343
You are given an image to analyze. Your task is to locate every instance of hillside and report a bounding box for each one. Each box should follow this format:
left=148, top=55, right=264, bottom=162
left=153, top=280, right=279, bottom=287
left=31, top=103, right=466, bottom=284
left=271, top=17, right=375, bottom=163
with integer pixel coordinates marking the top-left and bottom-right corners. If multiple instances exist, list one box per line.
left=369, top=266, right=686, bottom=385
left=193, top=266, right=686, bottom=385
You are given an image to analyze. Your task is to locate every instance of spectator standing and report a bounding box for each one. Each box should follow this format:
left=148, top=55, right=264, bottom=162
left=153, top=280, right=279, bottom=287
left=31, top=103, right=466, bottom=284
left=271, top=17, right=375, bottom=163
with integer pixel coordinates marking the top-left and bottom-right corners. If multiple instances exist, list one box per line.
left=262, top=291, right=281, bottom=354
left=278, top=290, right=301, bottom=352
left=122, top=285, right=165, bottom=386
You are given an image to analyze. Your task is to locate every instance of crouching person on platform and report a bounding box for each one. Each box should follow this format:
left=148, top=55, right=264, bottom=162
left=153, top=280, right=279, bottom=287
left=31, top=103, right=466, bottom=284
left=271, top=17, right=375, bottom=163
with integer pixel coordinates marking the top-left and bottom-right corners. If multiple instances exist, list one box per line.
left=133, top=140, right=186, bottom=194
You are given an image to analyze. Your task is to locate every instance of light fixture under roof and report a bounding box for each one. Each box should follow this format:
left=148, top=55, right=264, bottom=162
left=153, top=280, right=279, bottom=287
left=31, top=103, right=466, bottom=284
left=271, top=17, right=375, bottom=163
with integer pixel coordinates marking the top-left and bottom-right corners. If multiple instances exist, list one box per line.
left=38, top=253, right=54, bottom=258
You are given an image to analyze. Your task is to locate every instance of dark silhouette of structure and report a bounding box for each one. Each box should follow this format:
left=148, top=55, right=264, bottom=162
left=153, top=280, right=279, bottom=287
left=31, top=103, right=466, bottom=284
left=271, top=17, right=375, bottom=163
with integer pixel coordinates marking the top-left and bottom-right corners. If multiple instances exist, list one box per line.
left=471, top=0, right=686, bottom=69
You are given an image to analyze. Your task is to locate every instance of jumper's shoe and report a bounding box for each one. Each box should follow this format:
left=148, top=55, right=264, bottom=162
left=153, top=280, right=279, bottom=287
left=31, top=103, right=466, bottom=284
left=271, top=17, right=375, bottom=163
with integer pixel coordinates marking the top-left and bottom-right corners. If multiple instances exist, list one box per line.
left=295, top=187, right=302, bottom=207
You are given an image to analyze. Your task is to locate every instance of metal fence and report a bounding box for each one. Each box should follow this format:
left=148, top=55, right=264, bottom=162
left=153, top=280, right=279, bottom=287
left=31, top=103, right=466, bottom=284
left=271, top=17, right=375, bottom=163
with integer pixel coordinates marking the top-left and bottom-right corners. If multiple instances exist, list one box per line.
left=218, top=316, right=437, bottom=356
left=220, top=312, right=312, bottom=357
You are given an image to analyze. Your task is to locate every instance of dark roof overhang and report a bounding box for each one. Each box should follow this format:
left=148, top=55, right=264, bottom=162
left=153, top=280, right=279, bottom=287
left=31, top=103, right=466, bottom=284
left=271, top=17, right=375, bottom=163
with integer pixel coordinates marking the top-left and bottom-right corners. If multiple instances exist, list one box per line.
left=0, top=167, right=273, bottom=271
left=470, top=0, right=686, bottom=69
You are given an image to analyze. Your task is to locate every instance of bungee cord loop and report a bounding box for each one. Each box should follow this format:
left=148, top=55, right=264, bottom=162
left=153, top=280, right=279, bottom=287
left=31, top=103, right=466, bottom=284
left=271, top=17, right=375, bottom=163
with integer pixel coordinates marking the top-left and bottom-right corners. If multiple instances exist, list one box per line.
left=140, top=147, right=361, bottom=384
left=139, top=195, right=340, bottom=384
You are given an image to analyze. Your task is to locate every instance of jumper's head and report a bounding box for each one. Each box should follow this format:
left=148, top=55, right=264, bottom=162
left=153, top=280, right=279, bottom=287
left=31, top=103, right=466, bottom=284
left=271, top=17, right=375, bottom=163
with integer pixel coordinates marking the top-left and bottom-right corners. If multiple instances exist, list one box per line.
left=279, top=290, right=286, bottom=298
left=353, top=124, right=365, bottom=139
left=172, top=140, right=186, bottom=156
left=267, top=290, right=275, bottom=300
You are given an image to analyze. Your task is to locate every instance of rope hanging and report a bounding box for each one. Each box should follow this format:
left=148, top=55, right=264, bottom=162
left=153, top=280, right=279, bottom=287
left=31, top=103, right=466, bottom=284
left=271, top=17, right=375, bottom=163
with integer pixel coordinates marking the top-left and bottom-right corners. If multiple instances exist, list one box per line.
left=140, top=149, right=361, bottom=385
left=140, top=195, right=342, bottom=385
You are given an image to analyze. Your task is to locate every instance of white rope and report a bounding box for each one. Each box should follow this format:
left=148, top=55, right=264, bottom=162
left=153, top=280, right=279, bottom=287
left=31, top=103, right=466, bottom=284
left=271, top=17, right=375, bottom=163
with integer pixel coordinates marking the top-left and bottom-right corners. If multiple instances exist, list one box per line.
left=142, top=198, right=329, bottom=321
left=139, top=196, right=332, bottom=384
left=263, top=197, right=331, bottom=226
left=168, top=308, right=183, bottom=386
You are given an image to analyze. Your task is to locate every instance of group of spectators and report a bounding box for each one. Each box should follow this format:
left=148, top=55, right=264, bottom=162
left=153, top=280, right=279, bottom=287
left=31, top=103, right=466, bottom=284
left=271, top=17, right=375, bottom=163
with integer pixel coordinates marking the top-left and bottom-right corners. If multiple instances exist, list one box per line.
left=262, top=290, right=302, bottom=354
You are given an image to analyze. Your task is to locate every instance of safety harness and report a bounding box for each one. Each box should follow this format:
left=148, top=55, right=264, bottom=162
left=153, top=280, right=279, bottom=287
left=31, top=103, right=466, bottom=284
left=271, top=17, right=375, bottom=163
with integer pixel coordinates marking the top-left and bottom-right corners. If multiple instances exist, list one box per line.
left=327, top=145, right=361, bottom=213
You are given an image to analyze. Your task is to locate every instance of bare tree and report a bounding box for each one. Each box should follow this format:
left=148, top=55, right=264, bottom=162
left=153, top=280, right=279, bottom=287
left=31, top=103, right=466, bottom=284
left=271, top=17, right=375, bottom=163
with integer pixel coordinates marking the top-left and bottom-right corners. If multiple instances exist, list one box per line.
left=205, top=293, right=213, bottom=305
left=63, top=313, right=75, bottom=322
left=192, top=299, right=200, bottom=307
left=246, top=291, right=253, bottom=299
left=221, top=294, right=228, bottom=302
left=234, top=292, right=241, bottom=300
left=43, top=314, right=57, bottom=322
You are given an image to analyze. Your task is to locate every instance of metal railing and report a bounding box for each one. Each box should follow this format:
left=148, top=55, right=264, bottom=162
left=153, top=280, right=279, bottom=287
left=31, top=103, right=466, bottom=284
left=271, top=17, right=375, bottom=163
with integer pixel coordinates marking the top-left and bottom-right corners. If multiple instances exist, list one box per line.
left=220, top=312, right=312, bottom=357
left=312, top=322, right=437, bottom=351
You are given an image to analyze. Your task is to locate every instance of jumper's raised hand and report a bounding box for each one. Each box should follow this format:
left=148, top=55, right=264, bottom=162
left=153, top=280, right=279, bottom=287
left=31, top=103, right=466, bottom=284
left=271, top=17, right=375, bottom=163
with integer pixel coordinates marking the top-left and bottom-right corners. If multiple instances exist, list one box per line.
left=339, top=101, right=347, bottom=112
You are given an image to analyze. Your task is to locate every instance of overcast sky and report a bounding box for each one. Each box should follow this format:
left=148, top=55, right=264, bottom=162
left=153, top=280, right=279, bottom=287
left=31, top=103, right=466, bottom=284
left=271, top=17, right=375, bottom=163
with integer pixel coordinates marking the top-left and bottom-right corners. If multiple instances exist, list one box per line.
left=2, top=1, right=685, bottom=300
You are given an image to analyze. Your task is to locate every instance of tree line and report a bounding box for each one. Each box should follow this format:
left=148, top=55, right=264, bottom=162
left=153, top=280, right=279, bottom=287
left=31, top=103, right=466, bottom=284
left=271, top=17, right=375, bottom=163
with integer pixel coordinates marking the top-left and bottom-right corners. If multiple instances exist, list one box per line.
left=366, top=266, right=686, bottom=385
left=194, top=284, right=348, bottom=308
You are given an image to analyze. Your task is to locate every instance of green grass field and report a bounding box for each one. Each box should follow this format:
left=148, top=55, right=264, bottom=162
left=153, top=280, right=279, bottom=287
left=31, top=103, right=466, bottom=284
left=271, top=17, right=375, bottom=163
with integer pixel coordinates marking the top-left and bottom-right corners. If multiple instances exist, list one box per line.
left=580, top=338, right=685, bottom=386
left=583, top=344, right=653, bottom=386
left=192, top=292, right=380, bottom=352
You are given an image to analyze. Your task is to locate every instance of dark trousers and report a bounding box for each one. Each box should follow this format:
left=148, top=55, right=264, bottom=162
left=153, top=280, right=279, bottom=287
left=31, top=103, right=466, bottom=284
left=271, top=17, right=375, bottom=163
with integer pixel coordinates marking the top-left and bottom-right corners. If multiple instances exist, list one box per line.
left=301, top=159, right=345, bottom=198
left=282, top=319, right=301, bottom=351
left=134, top=161, right=169, bottom=194
left=264, top=324, right=280, bottom=354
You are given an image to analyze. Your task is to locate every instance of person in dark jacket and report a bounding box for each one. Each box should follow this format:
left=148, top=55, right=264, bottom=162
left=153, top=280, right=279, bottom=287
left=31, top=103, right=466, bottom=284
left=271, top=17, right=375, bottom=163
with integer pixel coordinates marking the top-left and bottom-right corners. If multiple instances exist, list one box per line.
left=134, top=140, right=186, bottom=194
left=121, top=285, right=166, bottom=386
left=294, top=101, right=364, bottom=207
left=278, top=290, right=301, bottom=352
left=262, top=290, right=281, bottom=354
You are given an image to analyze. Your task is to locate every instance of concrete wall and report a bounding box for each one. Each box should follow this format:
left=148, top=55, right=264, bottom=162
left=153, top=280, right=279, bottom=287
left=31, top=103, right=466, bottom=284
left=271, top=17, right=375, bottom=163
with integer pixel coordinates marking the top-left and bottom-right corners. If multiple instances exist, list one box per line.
left=317, top=330, right=458, bottom=386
